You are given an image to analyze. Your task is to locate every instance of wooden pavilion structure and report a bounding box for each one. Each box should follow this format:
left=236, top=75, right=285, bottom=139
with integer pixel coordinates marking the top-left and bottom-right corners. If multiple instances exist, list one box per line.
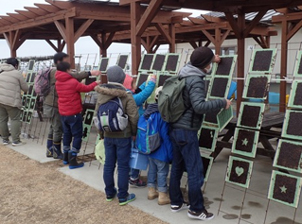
left=119, top=0, right=302, bottom=113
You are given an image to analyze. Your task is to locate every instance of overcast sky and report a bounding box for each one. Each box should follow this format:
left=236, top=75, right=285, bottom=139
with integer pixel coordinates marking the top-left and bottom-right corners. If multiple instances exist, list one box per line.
left=0, top=0, right=205, bottom=67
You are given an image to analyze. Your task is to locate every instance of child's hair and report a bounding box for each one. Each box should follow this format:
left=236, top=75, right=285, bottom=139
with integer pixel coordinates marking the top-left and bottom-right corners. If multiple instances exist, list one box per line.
left=6, top=58, right=19, bottom=68
left=57, top=61, right=71, bottom=72
left=54, top=52, right=68, bottom=65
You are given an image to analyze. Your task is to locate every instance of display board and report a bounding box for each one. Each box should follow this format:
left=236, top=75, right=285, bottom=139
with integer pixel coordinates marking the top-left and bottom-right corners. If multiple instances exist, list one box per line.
left=288, top=80, right=302, bottom=109
left=213, top=56, right=237, bottom=76
left=281, top=110, right=302, bottom=141
left=232, top=128, right=260, bottom=158
left=163, top=54, right=181, bottom=73
left=82, top=109, right=95, bottom=142
left=201, top=155, right=214, bottom=182
left=248, top=49, right=277, bottom=74
left=237, top=102, right=265, bottom=129
left=199, top=126, right=219, bottom=152
left=139, top=54, right=155, bottom=71
left=98, top=57, right=109, bottom=73
left=136, top=73, right=149, bottom=87
left=151, top=54, right=165, bottom=71
left=293, top=51, right=302, bottom=77
left=243, top=75, right=271, bottom=99
left=117, top=55, right=129, bottom=70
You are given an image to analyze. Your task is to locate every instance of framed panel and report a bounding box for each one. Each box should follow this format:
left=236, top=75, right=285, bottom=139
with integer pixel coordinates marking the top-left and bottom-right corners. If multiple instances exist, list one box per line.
left=151, top=54, right=165, bottom=71
left=98, top=57, right=109, bottom=73
left=28, top=98, right=36, bottom=112
left=199, top=126, right=219, bottom=152
left=85, top=76, right=97, bottom=85
left=293, top=51, right=302, bottom=77
left=82, top=109, right=95, bottom=142
left=203, top=110, right=219, bottom=127
left=82, top=125, right=92, bottom=142
left=30, top=72, right=36, bottom=83
left=136, top=73, right=149, bottom=87
left=25, top=73, right=31, bottom=83
left=243, top=75, right=271, bottom=99
left=217, top=105, right=233, bottom=132
left=139, top=54, right=155, bottom=71
left=157, top=73, right=173, bottom=87
left=237, top=102, right=265, bottom=129
left=226, top=156, right=254, bottom=189
left=288, top=80, right=302, bottom=109
left=282, top=110, right=302, bottom=141
left=22, top=111, right=28, bottom=122
left=248, top=49, right=277, bottom=74
left=27, top=60, right=35, bottom=71
left=274, top=139, right=302, bottom=173
left=213, top=55, right=237, bottom=76
left=26, top=111, right=33, bottom=124
left=268, top=171, right=302, bottom=208
left=116, top=55, right=129, bottom=70
left=163, top=54, right=180, bottom=73
left=208, top=76, right=231, bottom=99
left=201, top=155, right=214, bottom=182
left=232, top=128, right=259, bottom=158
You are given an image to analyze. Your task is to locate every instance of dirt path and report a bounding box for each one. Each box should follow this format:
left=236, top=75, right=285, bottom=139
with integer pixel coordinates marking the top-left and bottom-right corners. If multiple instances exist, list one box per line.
left=0, top=146, right=167, bottom=224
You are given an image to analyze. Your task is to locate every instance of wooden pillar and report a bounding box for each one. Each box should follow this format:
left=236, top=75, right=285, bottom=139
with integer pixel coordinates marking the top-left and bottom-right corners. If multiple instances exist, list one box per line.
left=65, top=17, right=75, bottom=69
left=169, top=23, right=176, bottom=53
left=280, top=20, right=288, bottom=112
left=131, top=2, right=141, bottom=76
left=215, top=28, right=221, bottom=54
left=236, top=13, right=245, bottom=116
left=101, top=33, right=108, bottom=57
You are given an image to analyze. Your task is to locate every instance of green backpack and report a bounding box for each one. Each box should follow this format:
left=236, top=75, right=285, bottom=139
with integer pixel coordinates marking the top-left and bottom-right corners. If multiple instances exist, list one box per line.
left=158, top=76, right=186, bottom=123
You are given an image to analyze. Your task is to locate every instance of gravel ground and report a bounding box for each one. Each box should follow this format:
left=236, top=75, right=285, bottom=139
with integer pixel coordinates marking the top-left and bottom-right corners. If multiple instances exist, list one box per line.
left=0, top=146, right=167, bottom=224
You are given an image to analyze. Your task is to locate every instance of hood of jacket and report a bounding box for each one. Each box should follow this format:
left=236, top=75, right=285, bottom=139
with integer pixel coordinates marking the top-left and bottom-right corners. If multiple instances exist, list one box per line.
left=95, top=84, right=128, bottom=104
left=178, top=62, right=206, bottom=79
left=144, top=103, right=158, bottom=118
left=55, top=71, right=73, bottom=82
left=0, top=63, right=16, bottom=72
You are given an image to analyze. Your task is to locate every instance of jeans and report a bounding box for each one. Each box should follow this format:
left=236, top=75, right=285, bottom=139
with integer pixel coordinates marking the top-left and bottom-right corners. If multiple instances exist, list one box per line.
left=0, top=104, right=21, bottom=142
left=44, top=105, right=62, bottom=143
left=130, top=168, right=140, bottom=180
left=60, top=113, right=83, bottom=153
left=147, top=157, right=169, bottom=192
left=103, top=137, right=131, bottom=199
left=169, top=128, right=205, bottom=213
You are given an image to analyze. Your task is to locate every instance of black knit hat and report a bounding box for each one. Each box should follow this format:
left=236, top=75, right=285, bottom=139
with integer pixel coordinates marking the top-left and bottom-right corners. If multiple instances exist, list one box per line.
left=190, top=47, right=214, bottom=69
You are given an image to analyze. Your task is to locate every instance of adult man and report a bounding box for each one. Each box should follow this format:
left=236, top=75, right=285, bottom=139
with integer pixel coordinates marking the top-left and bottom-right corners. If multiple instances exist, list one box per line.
left=0, top=58, right=28, bottom=146
left=44, top=52, right=101, bottom=160
left=169, top=47, right=231, bottom=221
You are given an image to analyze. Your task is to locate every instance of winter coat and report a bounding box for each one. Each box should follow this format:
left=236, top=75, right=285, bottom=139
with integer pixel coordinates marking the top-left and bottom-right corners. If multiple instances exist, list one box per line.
left=171, top=63, right=226, bottom=131
left=0, top=63, right=28, bottom=109
left=132, top=81, right=156, bottom=116
left=94, top=83, right=139, bottom=139
left=44, top=68, right=90, bottom=108
left=142, top=104, right=173, bottom=163
left=55, top=71, right=97, bottom=116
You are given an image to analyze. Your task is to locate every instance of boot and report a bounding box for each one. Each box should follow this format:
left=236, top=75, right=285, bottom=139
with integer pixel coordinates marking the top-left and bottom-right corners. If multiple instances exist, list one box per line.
left=158, top=192, right=170, bottom=205
left=68, top=151, right=84, bottom=169
left=46, top=138, right=53, bottom=157
left=63, top=150, right=69, bottom=165
left=148, top=187, right=159, bottom=200
left=53, top=143, right=63, bottom=160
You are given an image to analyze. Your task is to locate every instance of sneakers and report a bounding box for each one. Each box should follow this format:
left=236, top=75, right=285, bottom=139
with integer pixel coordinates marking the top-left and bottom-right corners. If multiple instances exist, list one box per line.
left=106, top=189, right=117, bottom=202
left=119, top=193, right=136, bottom=206
left=187, top=209, right=214, bottom=221
left=129, top=178, right=147, bottom=188
left=12, top=141, right=24, bottom=147
left=171, top=202, right=190, bottom=213
left=3, top=140, right=11, bottom=145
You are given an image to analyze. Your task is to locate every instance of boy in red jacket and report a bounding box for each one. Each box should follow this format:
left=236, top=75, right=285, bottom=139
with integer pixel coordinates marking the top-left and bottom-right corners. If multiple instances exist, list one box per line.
left=56, top=62, right=100, bottom=169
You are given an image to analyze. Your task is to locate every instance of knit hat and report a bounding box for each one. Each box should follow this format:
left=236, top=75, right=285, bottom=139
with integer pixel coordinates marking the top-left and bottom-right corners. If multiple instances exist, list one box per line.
left=190, top=47, right=214, bottom=69
left=155, top=86, right=163, bottom=100
left=107, top=65, right=126, bottom=84
left=123, top=74, right=133, bottom=90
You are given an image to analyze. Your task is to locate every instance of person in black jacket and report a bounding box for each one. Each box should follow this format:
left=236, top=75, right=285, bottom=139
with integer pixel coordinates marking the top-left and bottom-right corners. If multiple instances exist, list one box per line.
left=169, top=47, right=231, bottom=221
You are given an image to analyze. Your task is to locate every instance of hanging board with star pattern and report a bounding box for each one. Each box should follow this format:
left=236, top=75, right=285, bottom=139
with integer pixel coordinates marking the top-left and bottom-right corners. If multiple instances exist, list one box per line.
left=225, top=156, right=254, bottom=189
left=232, top=128, right=260, bottom=158
left=268, top=171, right=302, bottom=208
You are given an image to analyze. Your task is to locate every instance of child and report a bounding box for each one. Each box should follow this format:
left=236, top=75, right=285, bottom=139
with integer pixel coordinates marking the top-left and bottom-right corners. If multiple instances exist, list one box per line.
left=94, top=65, right=139, bottom=205
left=137, top=86, right=173, bottom=205
left=124, top=74, right=157, bottom=187
left=55, top=62, right=100, bottom=169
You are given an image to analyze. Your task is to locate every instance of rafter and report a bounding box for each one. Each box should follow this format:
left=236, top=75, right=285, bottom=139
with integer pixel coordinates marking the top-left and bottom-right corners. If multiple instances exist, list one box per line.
left=74, top=19, right=94, bottom=42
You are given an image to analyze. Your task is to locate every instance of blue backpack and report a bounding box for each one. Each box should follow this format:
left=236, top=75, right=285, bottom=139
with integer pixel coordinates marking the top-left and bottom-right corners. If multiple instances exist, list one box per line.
left=136, top=114, right=161, bottom=154
left=94, top=97, right=128, bottom=132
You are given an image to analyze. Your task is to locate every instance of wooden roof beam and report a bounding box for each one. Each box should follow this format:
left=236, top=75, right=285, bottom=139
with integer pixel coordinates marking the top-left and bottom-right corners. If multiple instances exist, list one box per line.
left=54, top=21, right=67, bottom=42
left=287, top=20, right=302, bottom=41
left=201, top=15, right=225, bottom=23
left=74, top=19, right=94, bottom=42
left=6, top=13, right=28, bottom=21
left=34, top=3, right=60, bottom=13
left=272, top=11, right=302, bottom=22
left=15, top=10, right=37, bottom=19
left=243, top=10, right=267, bottom=37
left=24, top=7, right=48, bottom=16
left=155, top=23, right=172, bottom=44
left=0, top=15, right=17, bottom=24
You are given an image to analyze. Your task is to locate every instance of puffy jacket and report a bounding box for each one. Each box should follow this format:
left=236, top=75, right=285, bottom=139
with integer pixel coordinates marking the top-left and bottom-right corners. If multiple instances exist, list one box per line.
left=95, top=84, right=139, bottom=139
left=171, top=63, right=226, bottom=131
left=55, top=71, right=97, bottom=116
left=0, top=63, right=28, bottom=109
left=44, top=68, right=90, bottom=108
left=132, top=81, right=156, bottom=116
left=142, top=104, right=173, bottom=163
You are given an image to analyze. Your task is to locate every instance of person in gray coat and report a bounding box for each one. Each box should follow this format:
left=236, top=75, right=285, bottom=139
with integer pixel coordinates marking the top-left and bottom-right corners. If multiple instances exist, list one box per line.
left=169, top=47, right=231, bottom=221
left=0, top=58, right=28, bottom=146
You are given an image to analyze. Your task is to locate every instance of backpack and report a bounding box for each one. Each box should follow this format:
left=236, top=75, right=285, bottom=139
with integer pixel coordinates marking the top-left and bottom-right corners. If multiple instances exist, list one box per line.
left=34, top=68, right=52, bottom=98
left=136, top=114, right=161, bottom=154
left=94, top=97, right=128, bottom=132
left=158, top=76, right=186, bottom=123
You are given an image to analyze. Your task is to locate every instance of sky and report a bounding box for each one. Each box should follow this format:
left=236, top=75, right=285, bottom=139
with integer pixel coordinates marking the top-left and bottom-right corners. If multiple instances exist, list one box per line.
left=0, top=0, right=206, bottom=67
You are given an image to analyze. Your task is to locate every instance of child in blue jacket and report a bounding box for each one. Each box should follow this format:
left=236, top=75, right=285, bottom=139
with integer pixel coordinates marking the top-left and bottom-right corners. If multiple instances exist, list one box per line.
left=124, top=74, right=157, bottom=187
left=138, top=86, right=173, bottom=205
